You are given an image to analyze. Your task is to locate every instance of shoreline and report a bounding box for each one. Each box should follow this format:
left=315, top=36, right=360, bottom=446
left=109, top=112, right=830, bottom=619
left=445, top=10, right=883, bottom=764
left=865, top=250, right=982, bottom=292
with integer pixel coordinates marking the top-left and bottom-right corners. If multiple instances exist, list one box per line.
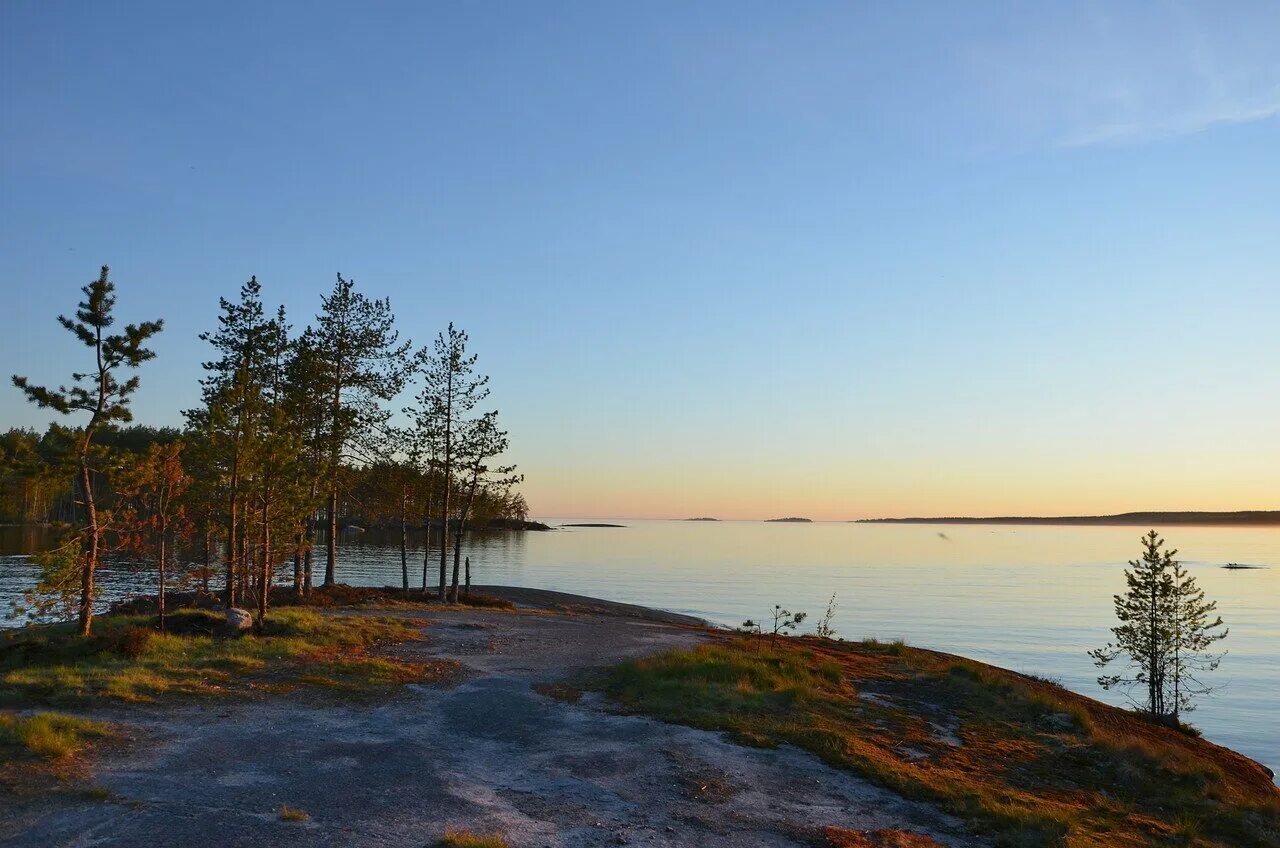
left=3, top=584, right=1277, bottom=846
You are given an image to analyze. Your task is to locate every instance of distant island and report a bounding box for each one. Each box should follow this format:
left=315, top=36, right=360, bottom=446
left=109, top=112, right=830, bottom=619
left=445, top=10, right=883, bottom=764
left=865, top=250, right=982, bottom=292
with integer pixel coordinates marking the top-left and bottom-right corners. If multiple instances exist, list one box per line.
left=766, top=517, right=812, bottom=523
left=684, top=517, right=720, bottom=521
left=854, top=510, right=1280, bottom=526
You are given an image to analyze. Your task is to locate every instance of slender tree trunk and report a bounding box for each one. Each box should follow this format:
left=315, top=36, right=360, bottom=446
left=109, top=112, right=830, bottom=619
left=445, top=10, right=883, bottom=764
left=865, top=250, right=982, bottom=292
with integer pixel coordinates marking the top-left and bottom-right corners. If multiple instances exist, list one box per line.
left=400, top=483, right=409, bottom=591
left=303, top=508, right=315, bottom=596
left=256, top=497, right=270, bottom=629
left=465, top=556, right=470, bottom=594
left=238, top=508, right=250, bottom=603
left=226, top=463, right=239, bottom=608
left=158, top=528, right=167, bottom=632
left=77, top=458, right=98, bottom=637
left=437, top=368, right=454, bottom=601
left=450, top=480, right=480, bottom=603
left=293, top=531, right=304, bottom=596
left=438, top=494, right=450, bottom=601
left=325, top=488, right=338, bottom=585
left=421, top=490, right=434, bottom=595
left=202, top=526, right=212, bottom=594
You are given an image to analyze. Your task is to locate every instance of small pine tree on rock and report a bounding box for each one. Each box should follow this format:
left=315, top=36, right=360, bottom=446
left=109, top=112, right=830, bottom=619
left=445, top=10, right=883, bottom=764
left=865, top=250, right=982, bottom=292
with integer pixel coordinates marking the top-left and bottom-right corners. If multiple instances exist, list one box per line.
left=1089, top=530, right=1227, bottom=724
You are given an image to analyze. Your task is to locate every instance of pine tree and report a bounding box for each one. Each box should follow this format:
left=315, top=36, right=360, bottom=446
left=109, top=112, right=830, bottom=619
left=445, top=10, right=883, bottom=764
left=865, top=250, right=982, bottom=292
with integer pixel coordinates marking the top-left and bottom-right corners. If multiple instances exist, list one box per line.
left=282, top=331, right=330, bottom=596
left=116, top=441, right=192, bottom=631
left=451, top=411, right=520, bottom=597
left=11, top=266, right=163, bottom=635
left=1166, top=558, right=1228, bottom=721
left=185, top=277, right=275, bottom=608
left=309, top=274, right=412, bottom=586
left=1089, top=530, right=1228, bottom=723
left=409, top=324, right=489, bottom=601
left=248, top=306, right=305, bottom=627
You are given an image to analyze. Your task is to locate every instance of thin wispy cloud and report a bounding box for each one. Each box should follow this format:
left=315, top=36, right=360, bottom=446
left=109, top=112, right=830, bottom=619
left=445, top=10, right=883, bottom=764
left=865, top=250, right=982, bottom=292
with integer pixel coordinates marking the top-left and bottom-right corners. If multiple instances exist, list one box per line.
left=965, top=2, right=1280, bottom=148
left=1061, top=98, right=1280, bottom=148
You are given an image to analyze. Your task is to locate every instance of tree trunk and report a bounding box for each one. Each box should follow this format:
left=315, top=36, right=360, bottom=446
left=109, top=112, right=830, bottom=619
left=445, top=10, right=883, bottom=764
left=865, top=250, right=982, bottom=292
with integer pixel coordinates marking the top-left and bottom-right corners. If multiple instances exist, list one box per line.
left=400, top=484, right=409, bottom=591
left=238, top=509, right=250, bottom=603
left=450, top=523, right=463, bottom=602
left=421, top=490, right=434, bottom=595
left=201, top=526, right=212, bottom=594
left=438, top=496, right=450, bottom=601
left=76, top=458, right=97, bottom=637
left=303, top=511, right=314, bottom=596
left=226, top=464, right=239, bottom=608
left=465, top=556, right=470, bottom=594
left=293, top=530, right=304, bottom=596
left=158, top=529, right=167, bottom=632
left=256, top=499, right=270, bottom=629
left=325, top=488, right=338, bottom=585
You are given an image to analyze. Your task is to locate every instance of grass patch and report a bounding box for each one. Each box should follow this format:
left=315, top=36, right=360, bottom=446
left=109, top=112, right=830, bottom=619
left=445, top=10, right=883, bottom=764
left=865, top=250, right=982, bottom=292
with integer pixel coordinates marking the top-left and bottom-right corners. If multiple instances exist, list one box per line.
left=278, top=804, right=310, bottom=822
left=436, top=829, right=509, bottom=847
left=1, top=608, right=442, bottom=705
left=0, top=710, right=111, bottom=792
left=0, top=711, right=109, bottom=759
left=600, top=637, right=1280, bottom=848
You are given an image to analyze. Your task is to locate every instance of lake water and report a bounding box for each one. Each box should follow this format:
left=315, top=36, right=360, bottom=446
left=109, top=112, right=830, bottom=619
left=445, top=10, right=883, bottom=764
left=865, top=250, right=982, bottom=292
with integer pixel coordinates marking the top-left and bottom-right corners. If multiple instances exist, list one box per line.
left=2, top=519, right=1276, bottom=776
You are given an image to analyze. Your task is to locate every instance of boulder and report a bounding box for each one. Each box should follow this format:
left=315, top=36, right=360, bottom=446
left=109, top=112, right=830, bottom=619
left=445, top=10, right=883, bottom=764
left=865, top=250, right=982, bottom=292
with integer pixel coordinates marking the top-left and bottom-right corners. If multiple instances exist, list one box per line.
left=216, top=607, right=255, bottom=638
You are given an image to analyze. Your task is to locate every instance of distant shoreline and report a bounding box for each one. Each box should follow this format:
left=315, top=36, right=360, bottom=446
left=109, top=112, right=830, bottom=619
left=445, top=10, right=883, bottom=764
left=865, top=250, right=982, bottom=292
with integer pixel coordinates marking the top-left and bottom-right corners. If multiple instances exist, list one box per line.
left=854, top=510, right=1280, bottom=527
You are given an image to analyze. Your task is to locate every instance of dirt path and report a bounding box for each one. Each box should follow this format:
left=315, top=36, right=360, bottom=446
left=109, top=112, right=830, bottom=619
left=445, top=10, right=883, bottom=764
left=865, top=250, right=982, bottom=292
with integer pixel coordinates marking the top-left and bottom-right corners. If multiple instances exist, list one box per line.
left=2, top=591, right=984, bottom=847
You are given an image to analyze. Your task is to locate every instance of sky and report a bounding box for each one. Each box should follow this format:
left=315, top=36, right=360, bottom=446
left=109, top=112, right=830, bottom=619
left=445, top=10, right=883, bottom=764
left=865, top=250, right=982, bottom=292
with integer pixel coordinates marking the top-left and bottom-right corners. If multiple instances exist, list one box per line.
left=2, top=2, right=1279, bottom=520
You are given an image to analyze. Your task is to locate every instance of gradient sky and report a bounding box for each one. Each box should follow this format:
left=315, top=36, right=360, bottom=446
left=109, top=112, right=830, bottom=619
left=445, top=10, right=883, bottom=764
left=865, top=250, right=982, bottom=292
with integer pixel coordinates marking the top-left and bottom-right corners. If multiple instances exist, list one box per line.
left=2, top=2, right=1279, bottom=520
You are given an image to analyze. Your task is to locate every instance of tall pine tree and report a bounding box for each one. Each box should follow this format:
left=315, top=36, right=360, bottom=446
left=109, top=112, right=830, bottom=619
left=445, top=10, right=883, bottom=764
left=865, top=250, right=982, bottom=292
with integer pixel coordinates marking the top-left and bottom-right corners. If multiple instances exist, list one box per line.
left=310, top=274, right=412, bottom=586
left=410, top=324, right=489, bottom=601
left=12, top=266, right=163, bottom=635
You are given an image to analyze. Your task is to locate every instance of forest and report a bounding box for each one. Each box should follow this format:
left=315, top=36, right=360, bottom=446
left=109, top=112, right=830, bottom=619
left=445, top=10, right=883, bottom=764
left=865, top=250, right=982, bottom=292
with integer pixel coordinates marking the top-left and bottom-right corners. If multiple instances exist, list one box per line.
left=7, top=267, right=527, bottom=633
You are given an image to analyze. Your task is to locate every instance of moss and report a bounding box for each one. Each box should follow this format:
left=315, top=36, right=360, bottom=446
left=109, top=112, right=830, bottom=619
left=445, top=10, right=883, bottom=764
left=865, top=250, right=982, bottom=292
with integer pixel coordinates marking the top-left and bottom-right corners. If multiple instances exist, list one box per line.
left=598, top=637, right=1280, bottom=848
left=0, top=608, right=438, bottom=705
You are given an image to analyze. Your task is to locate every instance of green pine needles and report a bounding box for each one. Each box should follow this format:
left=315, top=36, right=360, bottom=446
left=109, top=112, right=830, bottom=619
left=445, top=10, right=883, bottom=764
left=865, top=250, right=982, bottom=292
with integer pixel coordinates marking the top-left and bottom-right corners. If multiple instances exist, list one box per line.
left=1089, top=530, right=1228, bottom=724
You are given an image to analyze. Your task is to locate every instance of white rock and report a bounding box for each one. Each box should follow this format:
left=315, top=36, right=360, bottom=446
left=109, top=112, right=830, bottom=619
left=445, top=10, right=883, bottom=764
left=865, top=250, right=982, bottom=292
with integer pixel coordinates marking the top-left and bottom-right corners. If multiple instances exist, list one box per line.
left=220, top=607, right=254, bottom=635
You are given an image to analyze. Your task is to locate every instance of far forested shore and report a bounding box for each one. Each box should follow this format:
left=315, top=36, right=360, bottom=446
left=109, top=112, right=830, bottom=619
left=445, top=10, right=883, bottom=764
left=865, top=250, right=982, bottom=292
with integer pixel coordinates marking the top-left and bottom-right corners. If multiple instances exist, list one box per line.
left=855, top=510, right=1280, bottom=526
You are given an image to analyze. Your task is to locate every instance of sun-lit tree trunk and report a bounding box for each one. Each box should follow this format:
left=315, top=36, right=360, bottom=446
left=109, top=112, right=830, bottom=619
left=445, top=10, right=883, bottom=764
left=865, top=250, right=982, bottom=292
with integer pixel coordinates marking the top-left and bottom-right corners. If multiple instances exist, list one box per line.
left=76, top=450, right=98, bottom=636
left=256, top=496, right=271, bottom=630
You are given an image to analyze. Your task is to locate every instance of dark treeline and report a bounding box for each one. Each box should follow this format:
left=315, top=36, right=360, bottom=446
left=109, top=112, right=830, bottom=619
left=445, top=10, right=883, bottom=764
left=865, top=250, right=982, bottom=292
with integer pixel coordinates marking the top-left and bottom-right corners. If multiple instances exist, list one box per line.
left=9, top=267, right=525, bottom=634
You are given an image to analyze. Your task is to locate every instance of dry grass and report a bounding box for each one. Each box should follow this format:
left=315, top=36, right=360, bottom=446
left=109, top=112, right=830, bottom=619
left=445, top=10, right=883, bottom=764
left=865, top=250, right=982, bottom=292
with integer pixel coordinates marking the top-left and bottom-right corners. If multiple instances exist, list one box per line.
left=278, top=804, right=310, bottom=822
left=601, top=637, right=1280, bottom=848
left=823, top=827, right=946, bottom=847
left=436, top=829, right=509, bottom=847
left=0, top=710, right=111, bottom=792
left=0, top=607, right=448, bottom=705
left=0, top=711, right=109, bottom=759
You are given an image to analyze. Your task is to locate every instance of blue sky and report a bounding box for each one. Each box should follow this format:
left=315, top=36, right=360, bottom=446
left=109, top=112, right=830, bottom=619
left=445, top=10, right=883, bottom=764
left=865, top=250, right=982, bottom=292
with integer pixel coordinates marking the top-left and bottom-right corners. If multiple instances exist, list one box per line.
left=2, top=2, right=1278, bottom=518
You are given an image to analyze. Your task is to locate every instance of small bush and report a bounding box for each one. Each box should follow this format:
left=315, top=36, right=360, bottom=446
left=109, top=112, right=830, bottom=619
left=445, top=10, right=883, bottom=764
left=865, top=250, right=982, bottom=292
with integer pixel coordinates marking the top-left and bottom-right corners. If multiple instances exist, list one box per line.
left=454, top=592, right=515, bottom=610
left=109, top=626, right=153, bottom=659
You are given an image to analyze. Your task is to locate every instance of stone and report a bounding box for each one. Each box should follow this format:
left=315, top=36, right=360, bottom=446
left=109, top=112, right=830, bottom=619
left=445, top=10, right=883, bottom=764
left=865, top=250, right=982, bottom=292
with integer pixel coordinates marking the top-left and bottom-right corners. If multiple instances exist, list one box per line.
left=216, top=607, right=254, bottom=637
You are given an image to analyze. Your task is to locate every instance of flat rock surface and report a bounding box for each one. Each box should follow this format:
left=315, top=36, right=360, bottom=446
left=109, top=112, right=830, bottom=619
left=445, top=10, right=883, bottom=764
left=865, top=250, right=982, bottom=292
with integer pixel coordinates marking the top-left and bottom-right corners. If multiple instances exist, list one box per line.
left=1, top=592, right=984, bottom=847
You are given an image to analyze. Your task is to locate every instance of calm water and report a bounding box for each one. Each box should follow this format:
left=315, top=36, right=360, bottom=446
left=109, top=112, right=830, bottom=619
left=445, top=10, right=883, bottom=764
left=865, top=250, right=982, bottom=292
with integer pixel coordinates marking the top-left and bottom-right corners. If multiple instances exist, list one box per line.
left=2, top=519, right=1276, bottom=775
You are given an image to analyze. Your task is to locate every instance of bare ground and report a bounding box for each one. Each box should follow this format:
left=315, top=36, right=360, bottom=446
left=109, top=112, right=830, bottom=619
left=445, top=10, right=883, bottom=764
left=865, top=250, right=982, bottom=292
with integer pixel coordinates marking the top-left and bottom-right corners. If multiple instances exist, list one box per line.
left=0, top=588, right=985, bottom=848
